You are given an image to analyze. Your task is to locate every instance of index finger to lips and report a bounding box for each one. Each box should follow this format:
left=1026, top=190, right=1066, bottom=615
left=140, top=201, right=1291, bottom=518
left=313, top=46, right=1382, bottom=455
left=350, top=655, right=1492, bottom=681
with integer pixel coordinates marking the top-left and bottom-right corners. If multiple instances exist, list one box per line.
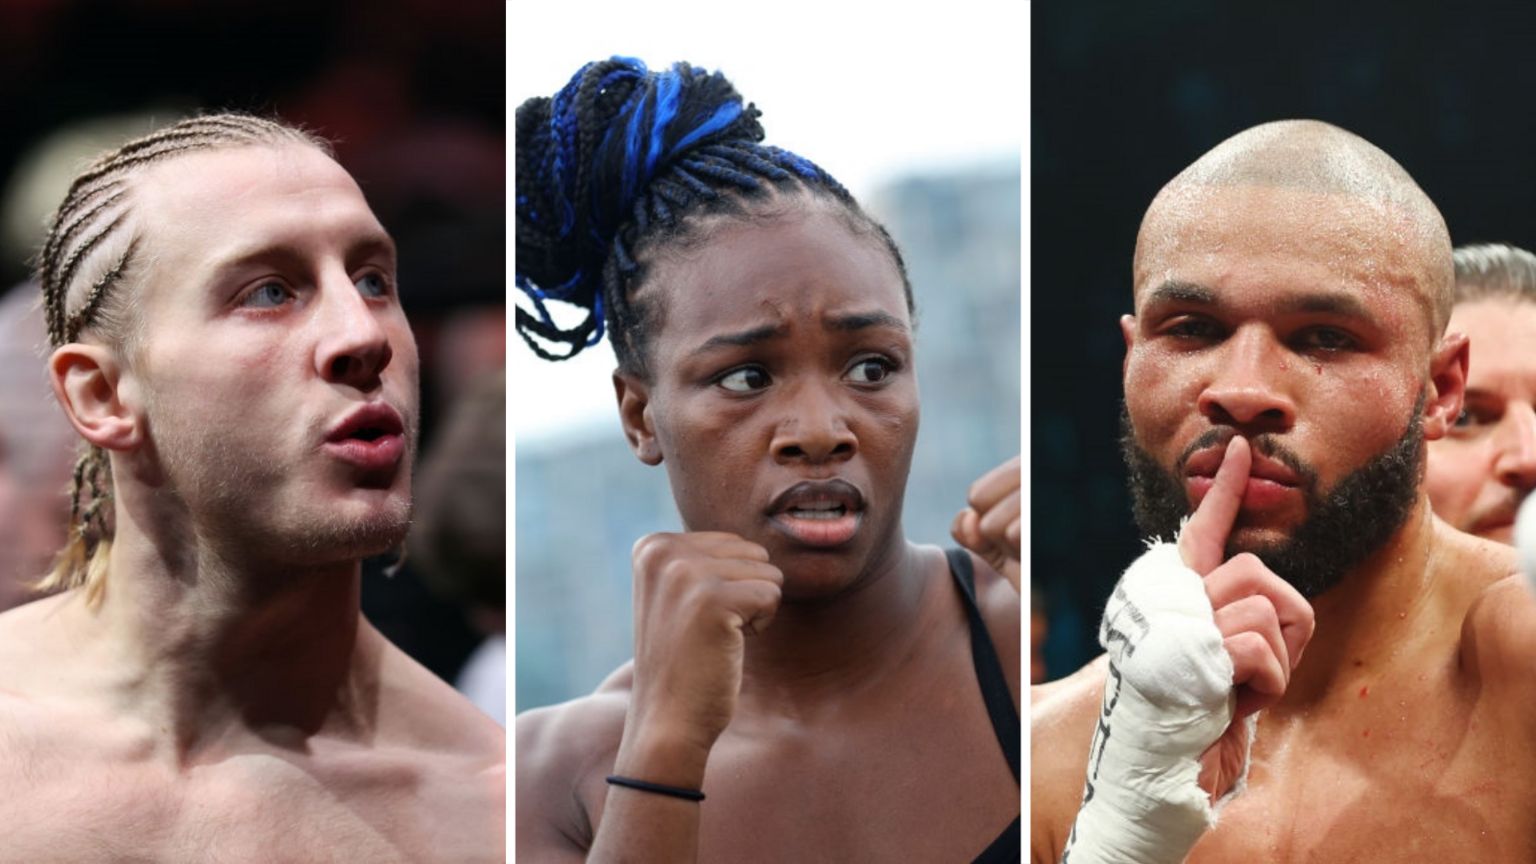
left=1179, top=436, right=1251, bottom=575
left=966, top=455, right=1021, bottom=513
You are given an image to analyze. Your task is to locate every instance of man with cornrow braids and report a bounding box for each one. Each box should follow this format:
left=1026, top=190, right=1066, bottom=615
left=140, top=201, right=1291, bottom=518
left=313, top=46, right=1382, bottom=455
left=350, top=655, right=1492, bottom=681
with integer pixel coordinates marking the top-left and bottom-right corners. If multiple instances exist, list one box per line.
left=0, top=113, right=503, bottom=862
left=516, top=58, right=1022, bottom=862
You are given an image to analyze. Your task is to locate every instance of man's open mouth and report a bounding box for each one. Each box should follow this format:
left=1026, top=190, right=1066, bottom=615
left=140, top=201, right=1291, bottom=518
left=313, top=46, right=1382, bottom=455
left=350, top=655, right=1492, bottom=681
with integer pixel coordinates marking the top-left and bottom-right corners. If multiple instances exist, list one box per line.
left=323, top=403, right=407, bottom=473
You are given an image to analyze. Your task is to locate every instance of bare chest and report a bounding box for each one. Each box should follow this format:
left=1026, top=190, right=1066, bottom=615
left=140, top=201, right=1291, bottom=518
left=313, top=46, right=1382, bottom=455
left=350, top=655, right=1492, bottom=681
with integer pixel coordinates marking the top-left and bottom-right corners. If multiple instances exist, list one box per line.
left=1189, top=690, right=1536, bottom=863
left=0, top=744, right=502, bottom=864
left=581, top=651, right=1019, bottom=862
left=694, top=728, right=1019, bottom=863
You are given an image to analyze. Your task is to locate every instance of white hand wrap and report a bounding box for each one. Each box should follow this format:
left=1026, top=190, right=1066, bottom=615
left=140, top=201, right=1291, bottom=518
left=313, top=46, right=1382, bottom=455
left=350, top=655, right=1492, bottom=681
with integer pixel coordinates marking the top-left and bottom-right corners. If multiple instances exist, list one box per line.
left=1060, top=542, right=1237, bottom=864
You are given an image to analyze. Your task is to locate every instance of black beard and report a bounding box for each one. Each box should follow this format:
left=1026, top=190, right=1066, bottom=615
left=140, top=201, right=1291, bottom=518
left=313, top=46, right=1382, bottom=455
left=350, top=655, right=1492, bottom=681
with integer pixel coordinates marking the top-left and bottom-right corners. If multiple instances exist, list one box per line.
left=1119, top=396, right=1425, bottom=599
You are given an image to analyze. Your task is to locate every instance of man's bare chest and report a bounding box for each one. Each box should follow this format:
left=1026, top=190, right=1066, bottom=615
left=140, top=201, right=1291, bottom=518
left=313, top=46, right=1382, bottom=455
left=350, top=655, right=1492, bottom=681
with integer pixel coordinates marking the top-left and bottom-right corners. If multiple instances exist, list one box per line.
left=0, top=744, right=500, bottom=864
left=1187, top=699, right=1536, bottom=863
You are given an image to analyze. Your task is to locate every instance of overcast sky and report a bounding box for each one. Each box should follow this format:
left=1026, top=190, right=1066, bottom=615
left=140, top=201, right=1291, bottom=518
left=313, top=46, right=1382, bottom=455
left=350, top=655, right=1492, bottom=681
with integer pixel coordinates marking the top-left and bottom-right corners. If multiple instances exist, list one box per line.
left=508, top=2, right=1028, bottom=445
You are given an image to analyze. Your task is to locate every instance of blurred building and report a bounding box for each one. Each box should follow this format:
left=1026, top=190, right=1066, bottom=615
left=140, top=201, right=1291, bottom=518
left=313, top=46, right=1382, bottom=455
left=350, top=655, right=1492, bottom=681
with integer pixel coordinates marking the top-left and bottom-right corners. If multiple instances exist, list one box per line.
left=516, top=161, right=1021, bottom=711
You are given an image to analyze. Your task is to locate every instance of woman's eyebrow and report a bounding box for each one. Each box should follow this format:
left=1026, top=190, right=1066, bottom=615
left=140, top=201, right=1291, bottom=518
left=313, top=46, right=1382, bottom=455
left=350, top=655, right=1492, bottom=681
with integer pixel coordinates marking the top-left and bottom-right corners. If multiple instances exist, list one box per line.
left=824, top=310, right=907, bottom=333
left=692, top=310, right=907, bottom=354
left=696, top=322, right=789, bottom=353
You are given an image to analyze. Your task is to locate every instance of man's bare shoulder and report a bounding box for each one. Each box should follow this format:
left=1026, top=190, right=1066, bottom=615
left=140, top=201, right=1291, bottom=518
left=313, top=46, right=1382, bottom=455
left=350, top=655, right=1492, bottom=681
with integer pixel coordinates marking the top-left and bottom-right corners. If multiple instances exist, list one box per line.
left=515, top=664, right=633, bottom=858
left=1449, top=532, right=1536, bottom=682
left=1031, top=655, right=1105, bottom=775
left=366, top=623, right=505, bottom=761
left=1030, top=656, right=1103, bottom=864
left=0, top=592, right=80, bottom=685
left=0, top=593, right=103, bottom=754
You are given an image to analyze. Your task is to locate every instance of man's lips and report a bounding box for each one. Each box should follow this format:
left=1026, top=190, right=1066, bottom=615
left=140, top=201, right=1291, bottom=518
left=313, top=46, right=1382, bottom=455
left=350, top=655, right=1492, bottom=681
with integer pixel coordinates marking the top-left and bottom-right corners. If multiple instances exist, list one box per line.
left=1184, top=443, right=1303, bottom=511
left=1184, top=445, right=1302, bottom=486
left=765, top=479, right=865, bottom=548
left=323, top=403, right=406, bottom=472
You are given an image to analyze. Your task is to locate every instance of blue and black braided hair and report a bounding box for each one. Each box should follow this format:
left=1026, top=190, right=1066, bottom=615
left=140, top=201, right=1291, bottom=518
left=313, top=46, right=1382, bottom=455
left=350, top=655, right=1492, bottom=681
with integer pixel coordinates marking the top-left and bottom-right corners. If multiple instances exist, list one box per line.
left=516, top=57, right=912, bottom=375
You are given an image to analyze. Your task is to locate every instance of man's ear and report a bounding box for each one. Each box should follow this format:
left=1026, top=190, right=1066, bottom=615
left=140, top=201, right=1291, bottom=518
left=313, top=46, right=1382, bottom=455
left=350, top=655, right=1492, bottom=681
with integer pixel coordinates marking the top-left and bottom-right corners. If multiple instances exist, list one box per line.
left=613, top=370, right=662, bottom=465
left=1120, top=314, right=1138, bottom=381
left=1422, top=331, right=1469, bottom=441
left=48, top=344, right=141, bottom=452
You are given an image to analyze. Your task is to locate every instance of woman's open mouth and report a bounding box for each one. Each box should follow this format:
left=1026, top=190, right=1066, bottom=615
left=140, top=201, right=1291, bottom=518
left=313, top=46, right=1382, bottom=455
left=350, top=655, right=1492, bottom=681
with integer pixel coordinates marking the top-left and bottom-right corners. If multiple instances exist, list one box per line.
left=766, top=480, right=865, bottom=548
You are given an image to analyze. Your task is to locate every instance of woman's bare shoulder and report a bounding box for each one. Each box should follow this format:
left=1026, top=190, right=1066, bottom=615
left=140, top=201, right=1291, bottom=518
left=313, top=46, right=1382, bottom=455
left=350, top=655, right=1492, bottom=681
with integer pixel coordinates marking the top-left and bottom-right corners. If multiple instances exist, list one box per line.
left=517, top=669, right=632, bottom=764
left=515, top=668, right=634, bottom=857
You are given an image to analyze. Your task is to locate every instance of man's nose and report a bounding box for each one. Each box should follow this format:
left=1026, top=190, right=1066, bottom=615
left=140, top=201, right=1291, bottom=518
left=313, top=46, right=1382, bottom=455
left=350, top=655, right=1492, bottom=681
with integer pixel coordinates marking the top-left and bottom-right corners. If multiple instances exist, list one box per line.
left=1196, top=328, right=1297, bottom=434
left=770, top=380, right=858, bottom=465
left=1494, top=403, right=1536, bottom=491
left=313, top=272, right=393, bottom=390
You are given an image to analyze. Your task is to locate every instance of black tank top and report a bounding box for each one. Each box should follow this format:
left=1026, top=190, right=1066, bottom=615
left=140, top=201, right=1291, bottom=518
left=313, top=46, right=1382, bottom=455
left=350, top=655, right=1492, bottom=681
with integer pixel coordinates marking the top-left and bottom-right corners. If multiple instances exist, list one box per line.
left=946, top=548, right=1022, bottom=864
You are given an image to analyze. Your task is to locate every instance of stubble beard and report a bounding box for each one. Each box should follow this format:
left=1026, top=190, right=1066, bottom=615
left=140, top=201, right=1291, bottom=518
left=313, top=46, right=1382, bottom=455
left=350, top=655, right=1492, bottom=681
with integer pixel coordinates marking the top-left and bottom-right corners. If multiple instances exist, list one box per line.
left=1119, top=395, right=1425, bottom=599
left=146, top=395, right=415, bottom=568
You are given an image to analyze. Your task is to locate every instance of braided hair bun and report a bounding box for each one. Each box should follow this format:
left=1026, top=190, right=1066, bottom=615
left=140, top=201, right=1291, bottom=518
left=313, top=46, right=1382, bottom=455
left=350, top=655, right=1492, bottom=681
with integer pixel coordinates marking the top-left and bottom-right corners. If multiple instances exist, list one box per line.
left=516, top=57, right=868, bottom=368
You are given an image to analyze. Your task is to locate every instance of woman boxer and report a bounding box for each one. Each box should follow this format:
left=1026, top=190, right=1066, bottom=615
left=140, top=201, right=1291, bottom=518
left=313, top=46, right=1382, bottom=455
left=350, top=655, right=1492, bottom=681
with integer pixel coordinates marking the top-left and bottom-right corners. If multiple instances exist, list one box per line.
left=515, top=58, right=1021, bottom=863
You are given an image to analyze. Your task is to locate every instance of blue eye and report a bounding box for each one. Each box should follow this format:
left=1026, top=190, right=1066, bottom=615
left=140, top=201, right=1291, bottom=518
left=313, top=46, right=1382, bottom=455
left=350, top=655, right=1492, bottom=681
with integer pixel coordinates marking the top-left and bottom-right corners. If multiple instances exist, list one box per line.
left=356, top=272, right=390, bottom=298
left=718, top=366, right=771, bottom=392
left=242, top=281, right=292, bottom=308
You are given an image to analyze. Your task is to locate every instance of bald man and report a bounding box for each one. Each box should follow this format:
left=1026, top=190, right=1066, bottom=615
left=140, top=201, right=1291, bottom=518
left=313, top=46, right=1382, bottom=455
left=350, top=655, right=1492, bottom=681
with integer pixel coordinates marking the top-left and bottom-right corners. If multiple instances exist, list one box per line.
left=1426, top=244, right=1536, bottom=544
left=1032, top=121, right=1532, bottom=863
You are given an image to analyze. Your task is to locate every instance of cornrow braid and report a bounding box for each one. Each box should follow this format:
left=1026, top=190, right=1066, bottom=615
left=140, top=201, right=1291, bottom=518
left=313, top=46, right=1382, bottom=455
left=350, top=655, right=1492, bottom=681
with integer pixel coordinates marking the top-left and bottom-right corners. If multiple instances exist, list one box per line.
left=33, top=111, right=331, bottom=605
left=516, top=57, right=912, bottom=374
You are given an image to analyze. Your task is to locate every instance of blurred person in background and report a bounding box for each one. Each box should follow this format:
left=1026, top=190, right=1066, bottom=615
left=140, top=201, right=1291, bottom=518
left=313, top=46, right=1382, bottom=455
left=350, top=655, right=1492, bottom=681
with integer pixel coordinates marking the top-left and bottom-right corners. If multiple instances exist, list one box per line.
left=0, top=113, right=501, bottom=861
left=0, top=285, right=76, bottom=610
left=410, top=370, right=507, bottom=726
left=515, top=58, right=1020, bottom=863
left=0, top=112, right=183, bottom=614
left=1426, top=243, right=1536, bottom=544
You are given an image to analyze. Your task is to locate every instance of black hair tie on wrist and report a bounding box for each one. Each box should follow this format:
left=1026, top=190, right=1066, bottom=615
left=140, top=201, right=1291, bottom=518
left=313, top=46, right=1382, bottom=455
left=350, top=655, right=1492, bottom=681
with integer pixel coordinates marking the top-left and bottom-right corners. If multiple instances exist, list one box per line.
left=605, top=774, right=706, bottom=802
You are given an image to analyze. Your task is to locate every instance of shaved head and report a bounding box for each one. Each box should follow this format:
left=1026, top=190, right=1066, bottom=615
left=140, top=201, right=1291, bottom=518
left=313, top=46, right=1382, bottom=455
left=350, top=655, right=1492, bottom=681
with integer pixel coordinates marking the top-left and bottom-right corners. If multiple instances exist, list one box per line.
left=1134, top=120, right=1454, bottom=339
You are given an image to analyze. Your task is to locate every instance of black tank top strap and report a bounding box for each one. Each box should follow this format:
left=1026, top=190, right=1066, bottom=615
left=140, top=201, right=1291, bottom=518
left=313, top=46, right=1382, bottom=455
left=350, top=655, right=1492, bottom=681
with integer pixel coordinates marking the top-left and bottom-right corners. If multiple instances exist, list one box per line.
left=946, top=548, right=1022, bottom=863
left=971, top=815, right=1021, bottom=864
left=945, top=547, right=1021, bottom=783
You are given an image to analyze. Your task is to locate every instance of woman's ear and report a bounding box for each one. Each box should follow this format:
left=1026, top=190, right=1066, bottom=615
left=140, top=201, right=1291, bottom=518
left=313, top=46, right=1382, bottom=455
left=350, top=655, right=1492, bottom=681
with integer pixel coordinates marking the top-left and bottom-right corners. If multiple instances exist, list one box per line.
left=613, top=371, right=662, bottom=465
